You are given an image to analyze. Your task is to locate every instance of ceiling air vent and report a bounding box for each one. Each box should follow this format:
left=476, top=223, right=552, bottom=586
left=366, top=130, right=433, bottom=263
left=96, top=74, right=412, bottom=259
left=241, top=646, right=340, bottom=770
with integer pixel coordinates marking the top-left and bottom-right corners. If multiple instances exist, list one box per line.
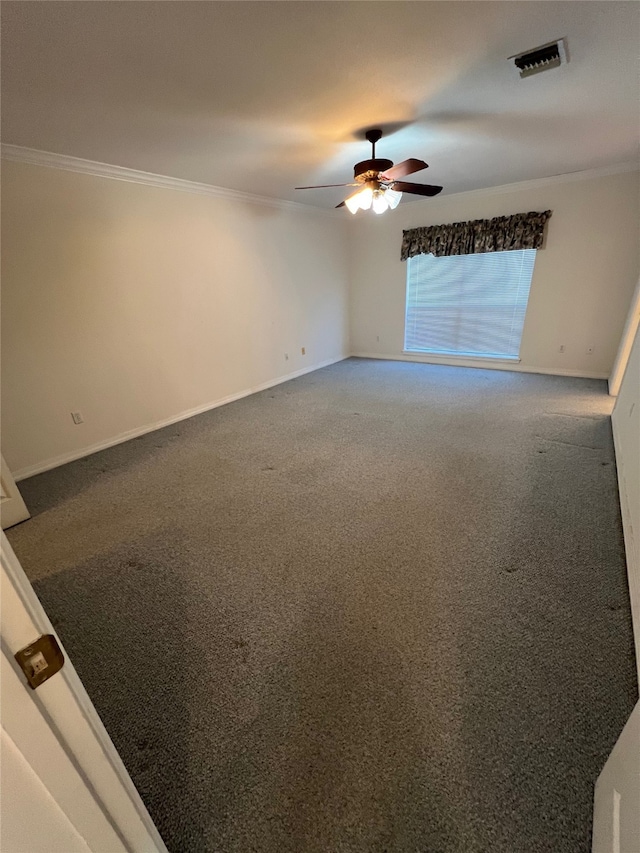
left=509, top=38, right=568, bottom=78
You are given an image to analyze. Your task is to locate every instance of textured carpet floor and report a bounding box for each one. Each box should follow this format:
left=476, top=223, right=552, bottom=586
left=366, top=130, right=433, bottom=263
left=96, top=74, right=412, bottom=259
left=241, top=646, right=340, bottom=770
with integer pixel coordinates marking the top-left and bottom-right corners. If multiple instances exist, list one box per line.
left=8, top=358, right=638, bottom=853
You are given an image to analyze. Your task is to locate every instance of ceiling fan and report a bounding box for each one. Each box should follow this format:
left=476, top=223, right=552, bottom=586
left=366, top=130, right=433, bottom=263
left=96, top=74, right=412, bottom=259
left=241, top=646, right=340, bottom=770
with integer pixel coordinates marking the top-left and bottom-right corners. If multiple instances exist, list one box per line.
left=295, top=129, right=443, bottom=213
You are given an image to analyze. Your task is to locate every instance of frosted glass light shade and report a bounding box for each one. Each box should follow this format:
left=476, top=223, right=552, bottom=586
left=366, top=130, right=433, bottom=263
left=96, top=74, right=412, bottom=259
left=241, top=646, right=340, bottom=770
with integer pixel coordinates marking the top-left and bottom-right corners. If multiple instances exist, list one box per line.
left=345, top=193, right=361, bottom=214
left=386, top=189, right=402, bottom=209
left=372, top=193, right=389, bottom=214
left=345, top=185, right=374, bottom=214
left=359, top=187, right=374, bottom=210
left=344, top=184, right=401, bottom=214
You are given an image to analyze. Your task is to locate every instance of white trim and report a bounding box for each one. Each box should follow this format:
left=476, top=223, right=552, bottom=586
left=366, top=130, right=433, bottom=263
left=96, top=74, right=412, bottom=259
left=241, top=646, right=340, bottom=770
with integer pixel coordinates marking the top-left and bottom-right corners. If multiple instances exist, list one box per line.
left=0, top=726, right=94, bottom=853
left=14, top=356, right=347, bottom=481
left=2, top=143, right=637, bottom=211
left=1, top=453, right=31, bottom=529
left=351, top=351, right=609, bottom=379
left=0, top=144, right=335, bottom=216
left=403, top=350, right=521, bottom=364
left=611, top=327, right=640, bottom=682
left=403, top=161, right=639, bottom=204
left=609, top=276, right=640, bottom=396
left=612, top=419, right=640, bottom=683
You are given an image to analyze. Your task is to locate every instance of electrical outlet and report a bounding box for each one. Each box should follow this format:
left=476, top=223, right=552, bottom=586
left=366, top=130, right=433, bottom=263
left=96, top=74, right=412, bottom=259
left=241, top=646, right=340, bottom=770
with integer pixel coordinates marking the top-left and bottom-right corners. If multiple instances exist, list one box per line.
left=559, top=344, right=565, bottom=353
left=71, top=411, right=84, bottom=425
left=301, top=347, right=306, bottom=355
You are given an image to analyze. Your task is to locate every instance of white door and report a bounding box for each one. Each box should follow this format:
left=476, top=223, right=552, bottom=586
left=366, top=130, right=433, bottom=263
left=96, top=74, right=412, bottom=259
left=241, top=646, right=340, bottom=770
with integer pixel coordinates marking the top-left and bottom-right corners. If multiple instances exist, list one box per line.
left=0, top=532, right=167, bottom=853
left=1, top=454, right=30, bottom=529
left=592, top=701, right=640, bottom=853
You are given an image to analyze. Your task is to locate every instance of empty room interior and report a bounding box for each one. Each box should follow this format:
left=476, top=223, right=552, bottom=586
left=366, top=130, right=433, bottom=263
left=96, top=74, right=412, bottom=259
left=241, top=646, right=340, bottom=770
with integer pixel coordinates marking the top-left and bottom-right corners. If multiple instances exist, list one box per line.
left=1, top=2, right=640, bottom=852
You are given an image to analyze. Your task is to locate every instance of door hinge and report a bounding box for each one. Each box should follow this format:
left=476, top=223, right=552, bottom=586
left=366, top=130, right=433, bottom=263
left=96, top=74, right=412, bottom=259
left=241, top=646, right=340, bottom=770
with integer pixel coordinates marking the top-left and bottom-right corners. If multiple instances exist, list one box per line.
left=15, top=634, right=64, bottom=689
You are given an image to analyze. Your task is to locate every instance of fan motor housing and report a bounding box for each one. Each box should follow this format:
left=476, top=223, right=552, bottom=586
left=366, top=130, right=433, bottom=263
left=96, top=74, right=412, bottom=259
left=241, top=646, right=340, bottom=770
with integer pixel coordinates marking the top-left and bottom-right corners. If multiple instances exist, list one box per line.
left=354, top=158, right=393, bottom=180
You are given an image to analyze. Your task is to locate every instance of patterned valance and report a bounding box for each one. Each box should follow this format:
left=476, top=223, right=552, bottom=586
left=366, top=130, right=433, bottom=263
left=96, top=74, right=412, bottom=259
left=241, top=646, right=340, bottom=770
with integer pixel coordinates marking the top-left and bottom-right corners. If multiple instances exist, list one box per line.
left=400, top=210, right=552, bottom=261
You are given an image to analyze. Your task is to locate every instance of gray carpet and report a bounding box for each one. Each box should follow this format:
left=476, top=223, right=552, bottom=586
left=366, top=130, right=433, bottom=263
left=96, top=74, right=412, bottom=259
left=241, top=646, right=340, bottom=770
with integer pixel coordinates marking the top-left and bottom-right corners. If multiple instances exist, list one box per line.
left=7, top=358, right=637, bottom=853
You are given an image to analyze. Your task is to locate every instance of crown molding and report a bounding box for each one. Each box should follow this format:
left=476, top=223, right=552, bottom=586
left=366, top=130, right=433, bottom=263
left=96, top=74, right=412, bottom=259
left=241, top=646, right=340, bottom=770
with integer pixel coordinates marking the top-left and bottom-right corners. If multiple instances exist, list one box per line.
left=411, top=160, right=640, bottom=204
left=0, top=144, right=335, bottom=216
left=2, top=143, right=637, bottom=213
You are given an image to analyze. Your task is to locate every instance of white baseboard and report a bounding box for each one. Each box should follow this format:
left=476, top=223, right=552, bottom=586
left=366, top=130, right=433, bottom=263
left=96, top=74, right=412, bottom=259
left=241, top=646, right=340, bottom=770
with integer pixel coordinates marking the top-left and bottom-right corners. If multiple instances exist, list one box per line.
left=14, top=355, right=347, bottom=481
left=12, top=352, right=609, bottom=481
left=350, top=351, right=609, bottom=380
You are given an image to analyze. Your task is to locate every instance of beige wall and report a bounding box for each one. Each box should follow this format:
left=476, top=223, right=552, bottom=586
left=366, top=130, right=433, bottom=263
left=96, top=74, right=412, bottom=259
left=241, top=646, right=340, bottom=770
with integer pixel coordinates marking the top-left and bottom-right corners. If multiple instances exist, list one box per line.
left=1, top=162, right=349, bottom=477
left=348, top=170, right=640, bottom=378
left=3, top=163, right=639, bottom=479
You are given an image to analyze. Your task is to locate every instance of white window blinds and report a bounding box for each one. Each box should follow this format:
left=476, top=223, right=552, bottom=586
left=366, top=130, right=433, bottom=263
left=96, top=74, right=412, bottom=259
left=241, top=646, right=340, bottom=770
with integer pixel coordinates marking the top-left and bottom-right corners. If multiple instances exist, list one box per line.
left=404, top=248, right=536, bottom=360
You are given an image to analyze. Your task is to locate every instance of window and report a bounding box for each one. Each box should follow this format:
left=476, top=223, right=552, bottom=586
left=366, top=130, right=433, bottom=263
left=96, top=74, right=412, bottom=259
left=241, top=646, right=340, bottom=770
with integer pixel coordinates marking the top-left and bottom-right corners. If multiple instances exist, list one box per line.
left=404, top=248, right=536, bottom=360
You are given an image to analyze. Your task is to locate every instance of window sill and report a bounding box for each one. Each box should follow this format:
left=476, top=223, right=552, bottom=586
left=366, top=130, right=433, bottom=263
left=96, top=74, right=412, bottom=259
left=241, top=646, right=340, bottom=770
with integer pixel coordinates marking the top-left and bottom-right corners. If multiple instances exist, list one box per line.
left=403, top=351, right=521, bottom=365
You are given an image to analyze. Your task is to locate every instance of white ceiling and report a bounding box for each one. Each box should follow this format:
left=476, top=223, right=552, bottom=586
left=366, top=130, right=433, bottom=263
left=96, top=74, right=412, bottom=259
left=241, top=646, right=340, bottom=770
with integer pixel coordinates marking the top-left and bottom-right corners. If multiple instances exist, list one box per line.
left=2, top=2, right=639, bottom=207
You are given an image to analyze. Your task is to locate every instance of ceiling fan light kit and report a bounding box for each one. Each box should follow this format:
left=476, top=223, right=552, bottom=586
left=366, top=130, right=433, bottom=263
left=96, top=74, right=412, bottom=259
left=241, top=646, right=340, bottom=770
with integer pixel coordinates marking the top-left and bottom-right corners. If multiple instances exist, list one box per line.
left=381, top=188, right=402, bottom=210
left=295, top=128, right=443, bottom=213
left=345, top=183, right=374, bottom=214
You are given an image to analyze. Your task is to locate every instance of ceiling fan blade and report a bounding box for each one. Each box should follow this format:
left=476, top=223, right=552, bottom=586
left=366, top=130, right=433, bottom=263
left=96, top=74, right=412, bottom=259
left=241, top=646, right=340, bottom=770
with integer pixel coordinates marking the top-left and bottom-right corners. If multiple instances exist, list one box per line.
left=379, top=159, right=428, bottom=181
left=295, top=183, right=356, bottom=189
left=392, top=181, right=443, bottom=197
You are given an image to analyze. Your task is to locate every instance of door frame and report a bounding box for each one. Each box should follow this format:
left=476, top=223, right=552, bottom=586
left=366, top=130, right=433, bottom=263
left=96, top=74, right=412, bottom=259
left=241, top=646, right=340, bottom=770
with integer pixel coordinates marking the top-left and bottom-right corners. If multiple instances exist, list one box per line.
left=1, top=454, right=30, bottom=529
left=1, top=532, right=167, bottom=852
left=609, top=275, right=640, bottom=397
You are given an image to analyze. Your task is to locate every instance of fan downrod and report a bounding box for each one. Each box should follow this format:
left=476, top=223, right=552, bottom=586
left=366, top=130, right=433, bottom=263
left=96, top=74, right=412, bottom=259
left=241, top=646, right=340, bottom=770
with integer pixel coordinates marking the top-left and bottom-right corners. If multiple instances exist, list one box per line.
left=365, top=129, right=383, bottom=156
left=353, top=129, right=391, bottom=181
